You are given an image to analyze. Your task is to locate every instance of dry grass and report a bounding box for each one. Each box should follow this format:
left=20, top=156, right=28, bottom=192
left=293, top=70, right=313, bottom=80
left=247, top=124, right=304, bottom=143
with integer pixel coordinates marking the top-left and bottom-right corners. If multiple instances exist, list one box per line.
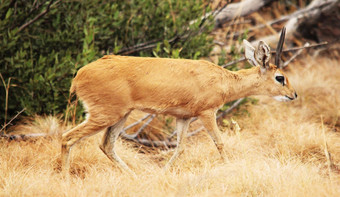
left=1, top=57, right=340, bottom=196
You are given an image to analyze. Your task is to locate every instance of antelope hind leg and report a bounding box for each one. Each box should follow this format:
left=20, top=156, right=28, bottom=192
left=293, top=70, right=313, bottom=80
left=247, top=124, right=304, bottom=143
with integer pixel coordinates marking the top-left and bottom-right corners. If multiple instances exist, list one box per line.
left=164, top=118, right=191, bottom=169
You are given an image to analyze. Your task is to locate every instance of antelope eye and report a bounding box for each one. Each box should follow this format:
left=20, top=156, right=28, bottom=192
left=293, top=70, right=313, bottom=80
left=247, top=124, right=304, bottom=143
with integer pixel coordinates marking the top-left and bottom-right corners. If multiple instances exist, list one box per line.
left=275, top=76, right=285, bottom=85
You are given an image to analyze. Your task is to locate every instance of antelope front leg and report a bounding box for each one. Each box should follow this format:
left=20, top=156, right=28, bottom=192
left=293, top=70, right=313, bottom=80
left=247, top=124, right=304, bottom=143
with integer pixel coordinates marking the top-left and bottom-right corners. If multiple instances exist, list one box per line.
left=199, top=110, right=227, bottom=162
left=164, top=118, right=191, bottom=169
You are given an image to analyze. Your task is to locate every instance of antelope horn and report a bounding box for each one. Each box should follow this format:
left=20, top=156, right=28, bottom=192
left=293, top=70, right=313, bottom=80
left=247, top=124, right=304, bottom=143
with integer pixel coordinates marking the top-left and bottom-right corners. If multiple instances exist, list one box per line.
left=275, top=27, right=286, bottom=68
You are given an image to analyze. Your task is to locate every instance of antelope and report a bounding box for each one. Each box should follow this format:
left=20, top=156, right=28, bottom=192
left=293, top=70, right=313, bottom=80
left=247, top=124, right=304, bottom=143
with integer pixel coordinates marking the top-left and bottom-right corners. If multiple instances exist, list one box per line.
left=61, top=28, right=297, bottom=175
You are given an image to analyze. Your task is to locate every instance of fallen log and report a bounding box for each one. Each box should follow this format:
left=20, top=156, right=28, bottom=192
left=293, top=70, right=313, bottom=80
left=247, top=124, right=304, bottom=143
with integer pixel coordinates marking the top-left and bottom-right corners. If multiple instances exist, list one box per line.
left=214, top=0, right=275, bottom=28
left=254, top=0, right=339, bottom=46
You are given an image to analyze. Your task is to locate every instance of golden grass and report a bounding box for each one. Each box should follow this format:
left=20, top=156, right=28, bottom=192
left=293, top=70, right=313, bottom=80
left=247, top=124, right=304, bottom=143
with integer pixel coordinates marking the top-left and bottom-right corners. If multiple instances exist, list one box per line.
left=1, top=57, right=340, bottom=196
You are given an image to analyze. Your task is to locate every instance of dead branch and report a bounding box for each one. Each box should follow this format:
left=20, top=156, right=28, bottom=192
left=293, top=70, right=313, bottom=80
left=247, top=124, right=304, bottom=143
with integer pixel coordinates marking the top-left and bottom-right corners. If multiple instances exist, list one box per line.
left=122, top=114, right=151, bottom=131
left=279, top=42, right=328, bottom=53
left=121, top=114, right=156, bottom=139
left=222, top=57, right=246, bottom=68
left=226, top=0, right=336, bottom=40
left=214, top=0, right=274, bottom=28
left=117, top=2, right=214, bottom=55
left=187, top=126, right=205, bottom=138
left=221, top=41, right=327, bottom=68
left=254, top=0, right=338, bottom=46
left=185, top=98, right=245, bottom=138
left=282, top=43, right=310, bottom=68
left=216, top=98, right=245, bottom=119
left=161, top=97, right=246, bottom=146
left=0, top=108, right=26, bottom=134
left=118, top=1, right=224, bottom=55
left=117, top=16, right=214, bottom=56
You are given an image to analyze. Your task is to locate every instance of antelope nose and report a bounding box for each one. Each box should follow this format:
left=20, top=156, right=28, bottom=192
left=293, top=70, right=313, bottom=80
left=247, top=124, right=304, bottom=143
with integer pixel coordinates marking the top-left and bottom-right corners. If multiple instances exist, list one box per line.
left=294, top=92, right=298, bottom=99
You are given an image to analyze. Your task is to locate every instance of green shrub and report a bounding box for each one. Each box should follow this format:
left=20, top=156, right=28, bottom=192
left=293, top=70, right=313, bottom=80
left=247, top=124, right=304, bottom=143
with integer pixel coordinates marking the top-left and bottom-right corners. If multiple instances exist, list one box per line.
left=0, top=0, right=214, bottom=126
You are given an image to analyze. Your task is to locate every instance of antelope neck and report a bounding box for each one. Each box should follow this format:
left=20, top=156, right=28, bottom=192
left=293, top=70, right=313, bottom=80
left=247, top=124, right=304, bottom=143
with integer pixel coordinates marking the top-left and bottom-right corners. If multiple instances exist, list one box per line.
left=222, top=66, right=262, bottom=102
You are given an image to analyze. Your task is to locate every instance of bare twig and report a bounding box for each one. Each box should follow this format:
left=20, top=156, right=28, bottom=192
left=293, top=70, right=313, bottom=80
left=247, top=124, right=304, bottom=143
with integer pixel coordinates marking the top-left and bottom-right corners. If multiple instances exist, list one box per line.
left=0, top=108, right=26, bottom=134
left=226, top=20, right=252, bottom=26
left=190, top=1, right=230, bottom=26
left=17, top=0, right=60, bottom=33
left=255, top=0, right=338, bottom=46
left=221, top=42, right=327, bottom=68
left=186, top=98, right=245, bottom=137
left=279, top=42, right=328, bottom=53
left=121, top=114, right=156, bottom=139
left=118, top=0, right=220, bottom=55
left=187, top=126, right=205, bottom=137
left=169, top=116, right=200, bottom=139
left=117, top=40, right=160, bottom=55
left=282, top=43, right=310, bottom=68
left=123, top=114, right=152, bottom=131
left=217, top=98, right=245, bottom=119
left=135, top=114, right=156, bottom=135
left=170, top=98, right=245, bottom=140
left=27, top=0, right=47, bottom=19
left=213, top=40, right=225, bottom=46
left=222, top=57, right=246, bottom=68
left=226, top=0, right=337, bottom=40
left=117, top=34, right=182, bottom=55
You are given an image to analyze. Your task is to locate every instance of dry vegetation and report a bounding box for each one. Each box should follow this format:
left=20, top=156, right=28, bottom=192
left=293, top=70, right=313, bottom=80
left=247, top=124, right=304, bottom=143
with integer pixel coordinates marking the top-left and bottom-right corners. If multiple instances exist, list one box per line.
left=0, top=55, right=339, bottom=196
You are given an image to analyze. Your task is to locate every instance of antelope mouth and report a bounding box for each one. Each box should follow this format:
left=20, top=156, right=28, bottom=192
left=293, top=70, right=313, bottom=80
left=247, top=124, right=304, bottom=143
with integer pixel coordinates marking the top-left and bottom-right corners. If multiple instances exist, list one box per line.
left=273, top=95, right=293, bottom=102
left=285, top=95, right=294, bottom=100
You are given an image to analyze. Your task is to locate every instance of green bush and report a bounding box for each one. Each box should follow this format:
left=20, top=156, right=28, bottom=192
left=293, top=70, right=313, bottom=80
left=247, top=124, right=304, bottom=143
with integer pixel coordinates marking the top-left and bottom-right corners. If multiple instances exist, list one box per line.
left=0, top=0, right=214, bottom=126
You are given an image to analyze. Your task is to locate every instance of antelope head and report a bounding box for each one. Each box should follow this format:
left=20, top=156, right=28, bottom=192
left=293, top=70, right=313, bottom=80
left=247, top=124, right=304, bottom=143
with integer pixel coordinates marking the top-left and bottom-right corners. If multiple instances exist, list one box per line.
left=243, top=27, right=297, bottom=101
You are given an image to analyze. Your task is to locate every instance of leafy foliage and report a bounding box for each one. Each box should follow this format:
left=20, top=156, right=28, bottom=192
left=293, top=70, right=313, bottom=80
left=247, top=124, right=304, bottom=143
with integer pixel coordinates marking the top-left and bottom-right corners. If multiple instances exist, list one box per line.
left=0, top=0, right=214, bottom=124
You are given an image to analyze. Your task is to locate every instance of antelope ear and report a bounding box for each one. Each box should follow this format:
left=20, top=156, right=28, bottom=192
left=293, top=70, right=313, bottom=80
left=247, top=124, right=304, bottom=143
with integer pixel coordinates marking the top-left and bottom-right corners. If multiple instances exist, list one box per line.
left=243, top=39, right=257, bottom=67
left=254, top=41, right=271, bottom=69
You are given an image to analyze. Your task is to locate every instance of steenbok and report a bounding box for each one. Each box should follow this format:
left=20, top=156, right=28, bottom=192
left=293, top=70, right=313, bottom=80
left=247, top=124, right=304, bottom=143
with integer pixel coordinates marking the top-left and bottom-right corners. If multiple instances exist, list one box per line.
left=62, top=28, right=297, bottom=175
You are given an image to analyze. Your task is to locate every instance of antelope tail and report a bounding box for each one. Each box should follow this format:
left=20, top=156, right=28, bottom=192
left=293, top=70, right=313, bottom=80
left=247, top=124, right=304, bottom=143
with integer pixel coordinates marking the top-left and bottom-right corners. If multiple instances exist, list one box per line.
left=69, top=81, right=76, bottom=95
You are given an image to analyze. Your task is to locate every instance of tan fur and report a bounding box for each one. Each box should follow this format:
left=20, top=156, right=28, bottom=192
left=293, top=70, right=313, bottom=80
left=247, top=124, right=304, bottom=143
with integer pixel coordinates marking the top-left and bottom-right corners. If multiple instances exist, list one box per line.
left=61, top=54, right=296, bottom=175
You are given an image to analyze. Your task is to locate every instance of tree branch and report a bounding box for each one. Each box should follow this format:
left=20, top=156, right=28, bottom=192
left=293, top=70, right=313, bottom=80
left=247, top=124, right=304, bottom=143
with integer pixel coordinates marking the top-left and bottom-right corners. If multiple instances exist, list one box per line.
left=221, top=41, right=327, bottom=68
left=214, top=0, right=274, bottom=28
left=122, top=114, right=151, bottom=131
left=17, top=0, right=60, bottom=33
left=227, top=0, right=336, bottom=40
left=222, top=57, right=246, bottom=68
left=121, top=114, right=156, bottom=139
left=0, top=108, right=26, bottom=134
left=216, top=98, right=245, bottom=119
left=117, top=1, right=217, bottom=55
left=253, top=0, right=338, bottom=46
left=282, top=43, right=310, bottom=68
